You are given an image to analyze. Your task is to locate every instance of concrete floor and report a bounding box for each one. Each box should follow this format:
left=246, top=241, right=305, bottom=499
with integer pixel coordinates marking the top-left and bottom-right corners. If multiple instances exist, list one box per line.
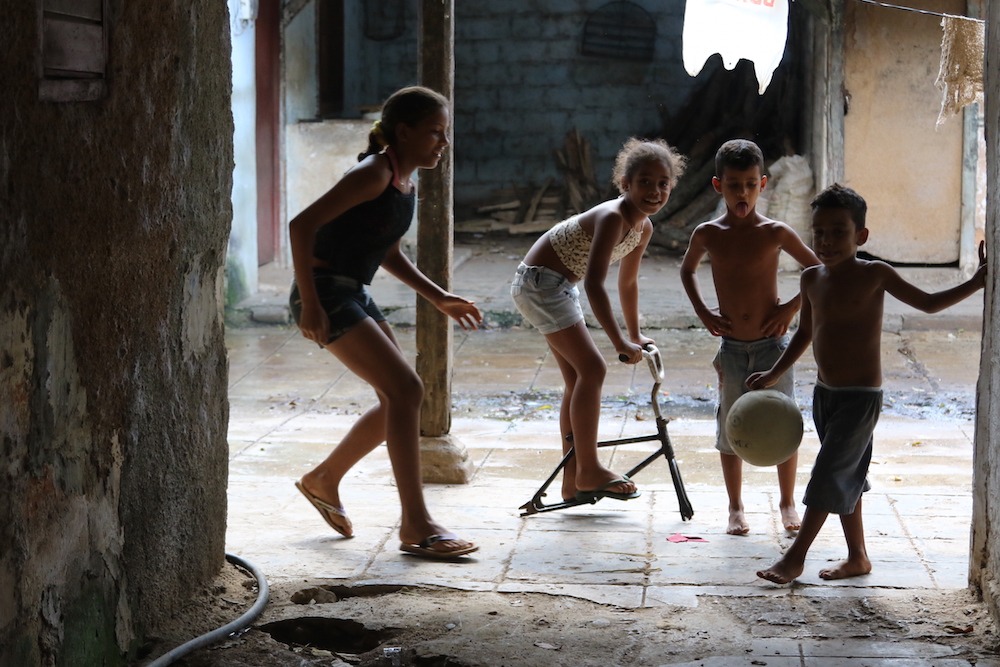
left=226, top=243, right=993, bottom=664
left=225, top=323, right=992, bottom=665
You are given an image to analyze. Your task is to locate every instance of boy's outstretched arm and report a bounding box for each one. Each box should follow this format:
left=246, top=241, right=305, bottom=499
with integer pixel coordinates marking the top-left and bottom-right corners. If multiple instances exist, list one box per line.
left=680, top=228, right=732, bottom=336
left=880, top=241, right=987, bottom=313
left=747, top=274, right=814, bottom=390
left=760, top=225, right=821, bottom=337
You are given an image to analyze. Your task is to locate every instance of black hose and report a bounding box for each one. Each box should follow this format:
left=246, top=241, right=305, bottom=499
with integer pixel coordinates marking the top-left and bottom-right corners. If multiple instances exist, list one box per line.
left=146, top=553, right=269, bottom=667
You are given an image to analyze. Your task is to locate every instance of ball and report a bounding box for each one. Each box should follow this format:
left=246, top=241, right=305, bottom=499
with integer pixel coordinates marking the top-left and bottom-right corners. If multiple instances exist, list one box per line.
left=725, top=389, right=803, bottom=467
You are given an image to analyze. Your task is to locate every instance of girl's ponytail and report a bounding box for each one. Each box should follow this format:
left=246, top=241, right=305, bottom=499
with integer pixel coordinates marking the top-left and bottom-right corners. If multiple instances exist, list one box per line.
left=357, top=121, right=388, bottom=161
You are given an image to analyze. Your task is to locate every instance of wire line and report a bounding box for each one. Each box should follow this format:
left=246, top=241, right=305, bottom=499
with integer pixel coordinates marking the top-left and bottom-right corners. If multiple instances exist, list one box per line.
left=852, top=0, right=982, bottom=22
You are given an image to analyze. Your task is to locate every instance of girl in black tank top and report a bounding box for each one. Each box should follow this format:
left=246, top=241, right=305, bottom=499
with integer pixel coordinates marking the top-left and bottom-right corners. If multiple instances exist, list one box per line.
left=287, top=86, right=482, bottom=559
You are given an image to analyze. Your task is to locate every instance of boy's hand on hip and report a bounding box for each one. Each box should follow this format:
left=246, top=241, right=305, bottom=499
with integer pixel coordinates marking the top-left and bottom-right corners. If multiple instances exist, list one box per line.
left=761, top=300, right=797, bottom=337
left=697, top=307, right=731, bottom=337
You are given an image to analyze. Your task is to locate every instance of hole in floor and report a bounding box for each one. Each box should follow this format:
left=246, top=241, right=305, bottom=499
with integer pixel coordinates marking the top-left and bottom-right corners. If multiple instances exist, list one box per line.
left=412, top=656, right=474, bottom=667
left=259, top=617, right=397, bottom=654
left=291, top=584, right=406, bottom=605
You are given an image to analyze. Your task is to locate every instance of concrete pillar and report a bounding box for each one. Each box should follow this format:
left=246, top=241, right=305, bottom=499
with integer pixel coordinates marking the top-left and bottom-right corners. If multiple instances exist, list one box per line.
left=416, top=0, right=473, bottom=483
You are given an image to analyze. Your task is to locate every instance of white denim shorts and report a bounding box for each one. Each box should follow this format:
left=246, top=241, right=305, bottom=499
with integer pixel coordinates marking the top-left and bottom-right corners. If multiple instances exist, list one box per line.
left=510, top=263, right=584, bottom=335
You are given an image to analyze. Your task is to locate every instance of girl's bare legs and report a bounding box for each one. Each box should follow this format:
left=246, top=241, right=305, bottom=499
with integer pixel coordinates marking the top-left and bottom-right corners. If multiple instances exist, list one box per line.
left=551, top=349, right=582, bottom=500
left=300, top=403, right=387, bottom=511
left=544, top=322, right=636, bottom=496
left=301, top=319, right=470, bottom=551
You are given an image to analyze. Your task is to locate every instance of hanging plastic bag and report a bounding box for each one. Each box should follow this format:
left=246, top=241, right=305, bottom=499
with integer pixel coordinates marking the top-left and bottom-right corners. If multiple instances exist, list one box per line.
left=682, top=0, right=789, bottom=94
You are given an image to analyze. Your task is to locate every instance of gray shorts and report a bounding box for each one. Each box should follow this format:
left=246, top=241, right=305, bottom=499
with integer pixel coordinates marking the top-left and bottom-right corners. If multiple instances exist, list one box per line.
left=510, top=263, right=584, bottom=335
left=714, top=335, right=794, bottom=455
left=803, top=382, right=882, bottom=515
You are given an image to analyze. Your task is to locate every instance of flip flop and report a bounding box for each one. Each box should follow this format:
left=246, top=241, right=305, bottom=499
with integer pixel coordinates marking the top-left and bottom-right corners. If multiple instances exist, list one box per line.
left=400, top=534, right=479, bottom=560
left=574, top=477, right=641, bottom=502
left=295, top=480, right=353, bottom=537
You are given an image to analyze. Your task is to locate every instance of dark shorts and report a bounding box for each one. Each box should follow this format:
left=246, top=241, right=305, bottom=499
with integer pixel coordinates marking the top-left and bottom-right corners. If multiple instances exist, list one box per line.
left=289, top=272, right=385, bottom=345
left=803, top=382, right=883, bottom=515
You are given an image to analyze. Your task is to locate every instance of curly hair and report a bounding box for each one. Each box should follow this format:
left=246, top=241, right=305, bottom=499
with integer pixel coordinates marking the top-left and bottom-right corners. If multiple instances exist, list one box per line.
left=611, top=138, right=687, bottom=194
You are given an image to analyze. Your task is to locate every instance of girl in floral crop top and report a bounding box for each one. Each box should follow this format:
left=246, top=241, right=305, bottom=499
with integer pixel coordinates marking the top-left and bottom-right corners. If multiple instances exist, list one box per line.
left=288, top=86, right=480, bottom=560
left=511, top=138, right=686, bottom=503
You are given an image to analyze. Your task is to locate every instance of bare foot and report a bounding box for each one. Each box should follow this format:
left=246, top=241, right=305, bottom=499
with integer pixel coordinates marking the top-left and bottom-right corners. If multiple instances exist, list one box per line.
left=780, top=504, right=801, bottom=532
left=757, top=557, right=803, bottom=584
left=819, top=557, right=871, bottom=580
left=727, top=508, right=750, bottom=535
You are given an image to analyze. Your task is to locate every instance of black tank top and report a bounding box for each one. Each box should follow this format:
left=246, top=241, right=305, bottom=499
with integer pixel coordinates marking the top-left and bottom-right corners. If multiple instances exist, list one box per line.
left=312, top=168, right=415, bottom=285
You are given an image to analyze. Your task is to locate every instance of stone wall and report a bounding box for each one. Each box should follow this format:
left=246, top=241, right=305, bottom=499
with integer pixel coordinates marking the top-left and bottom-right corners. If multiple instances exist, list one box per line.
left=971, top=1, right=1000, bottom=618
left=0, top=2, right=232, bottom=665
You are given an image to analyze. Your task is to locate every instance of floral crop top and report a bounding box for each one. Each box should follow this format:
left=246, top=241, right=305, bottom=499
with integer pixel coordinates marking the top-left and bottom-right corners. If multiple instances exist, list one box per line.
left=548, top=216, right=642, bottom=281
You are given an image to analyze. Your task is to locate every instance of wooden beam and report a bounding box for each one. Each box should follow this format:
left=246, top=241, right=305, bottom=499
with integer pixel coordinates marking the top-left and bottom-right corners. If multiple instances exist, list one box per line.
left=416, top=0, right=455, bottom=439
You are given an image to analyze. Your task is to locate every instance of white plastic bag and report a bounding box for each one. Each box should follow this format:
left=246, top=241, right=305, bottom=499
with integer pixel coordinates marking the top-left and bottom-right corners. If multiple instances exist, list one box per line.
left=762, top=155, right=814, bottom=270
left=682, top=0, right=789, bottom=94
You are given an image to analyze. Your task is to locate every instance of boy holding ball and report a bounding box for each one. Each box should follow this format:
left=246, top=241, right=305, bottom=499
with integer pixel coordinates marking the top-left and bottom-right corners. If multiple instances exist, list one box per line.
left=747, top=184, right=988, bottom=583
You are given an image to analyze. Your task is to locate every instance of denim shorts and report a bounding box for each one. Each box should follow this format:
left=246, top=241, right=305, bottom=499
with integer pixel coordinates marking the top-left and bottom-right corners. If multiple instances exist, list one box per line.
left=713, top=335, right=794, bottom=455
left=510, top=263, right=584, bottom=335
left=289, top=272, right=385, bottom=344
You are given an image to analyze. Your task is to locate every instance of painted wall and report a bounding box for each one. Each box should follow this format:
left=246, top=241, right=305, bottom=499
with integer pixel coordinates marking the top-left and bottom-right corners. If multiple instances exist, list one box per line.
left=285, top=2, right=319, bottom=124
left=0, top=2, right=232, bottom=665
left=286, top=119, right=371, bottom=222
left=229, top=0, right=259, bottom=303
left=843, top=0, right=965, bottom=264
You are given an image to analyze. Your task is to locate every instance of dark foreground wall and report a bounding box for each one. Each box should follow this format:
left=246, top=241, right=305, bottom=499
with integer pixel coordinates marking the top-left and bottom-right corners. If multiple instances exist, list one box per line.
left=971, top=1, right=1000, bottom=617
left=0, top=2, right=232, bottom=665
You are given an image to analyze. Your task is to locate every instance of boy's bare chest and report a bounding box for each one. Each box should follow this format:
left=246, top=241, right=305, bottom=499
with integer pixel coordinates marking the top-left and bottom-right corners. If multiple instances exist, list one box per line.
left=811, top=281, right=883, bottom=325
left=705, top=227, right=779, bottom=261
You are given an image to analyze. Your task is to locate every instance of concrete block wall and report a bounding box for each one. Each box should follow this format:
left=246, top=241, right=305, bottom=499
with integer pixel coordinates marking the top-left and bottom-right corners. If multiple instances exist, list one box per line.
left=334, top=0, right=697, bottom=207
left=453, top=0, right=695, bottom=205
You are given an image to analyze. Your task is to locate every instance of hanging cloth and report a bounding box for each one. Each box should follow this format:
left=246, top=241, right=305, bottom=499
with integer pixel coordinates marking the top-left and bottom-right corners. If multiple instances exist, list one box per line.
left=935, top=14, right=984, bottom=126
left=682, top=0, right=789, bottom=94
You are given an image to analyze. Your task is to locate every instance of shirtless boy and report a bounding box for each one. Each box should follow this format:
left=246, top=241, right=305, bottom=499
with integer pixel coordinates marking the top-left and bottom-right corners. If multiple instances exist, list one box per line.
left=680, top=139, right=819, bottom=535
left=748, top=183, right=987, bottom=584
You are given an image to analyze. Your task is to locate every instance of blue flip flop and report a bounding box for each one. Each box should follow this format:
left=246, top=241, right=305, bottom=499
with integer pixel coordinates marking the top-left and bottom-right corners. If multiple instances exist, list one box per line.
left=574, top=477, right=641, bottom=502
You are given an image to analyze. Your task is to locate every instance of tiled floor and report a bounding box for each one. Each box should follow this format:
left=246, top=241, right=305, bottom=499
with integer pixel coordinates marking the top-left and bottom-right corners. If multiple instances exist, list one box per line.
left=226, top=326, right=980, bottom=602
left=224, top=324, right=1000, bottom=664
